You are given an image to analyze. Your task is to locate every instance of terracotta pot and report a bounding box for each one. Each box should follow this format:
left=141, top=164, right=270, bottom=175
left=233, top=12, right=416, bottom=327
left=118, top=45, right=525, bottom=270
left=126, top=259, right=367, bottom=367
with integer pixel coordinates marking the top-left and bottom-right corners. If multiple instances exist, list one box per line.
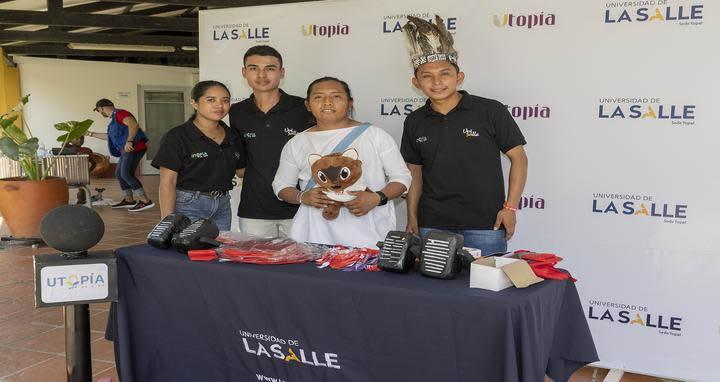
left=0, top=177, right=69, bottom=238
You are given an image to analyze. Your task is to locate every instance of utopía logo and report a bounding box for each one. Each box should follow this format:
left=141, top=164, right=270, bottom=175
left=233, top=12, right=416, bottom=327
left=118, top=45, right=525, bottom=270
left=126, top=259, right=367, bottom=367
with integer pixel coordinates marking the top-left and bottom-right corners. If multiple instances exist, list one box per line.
left=598, top=97, right=695, bottom=126
left=301, top=23, right=350, bottom=38
left=493, top=12, right=556, bottom=28
left=381, top=13, right=457, bottom=34
left=592, top=193, right=687, bottom=224
left=239, top=329, right=341, bottom=370
left=211, top=23, right=270, bottom=41
left=587, top=299, right=682, bottom=336
left=40, top=263, right=110, bottom=304
left=46, top=273, right=105, bottom=290
left=518, top=195, right=545, bottom=211
left=506, top=104, right=551, bottom=120
left=604, top=2, right=703, bottom=26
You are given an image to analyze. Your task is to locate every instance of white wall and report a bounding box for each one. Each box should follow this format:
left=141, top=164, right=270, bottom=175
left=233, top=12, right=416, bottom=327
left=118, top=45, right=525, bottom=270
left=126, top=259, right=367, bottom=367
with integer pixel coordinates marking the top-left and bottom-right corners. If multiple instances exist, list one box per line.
left=15, top=56, right=197, bottom=160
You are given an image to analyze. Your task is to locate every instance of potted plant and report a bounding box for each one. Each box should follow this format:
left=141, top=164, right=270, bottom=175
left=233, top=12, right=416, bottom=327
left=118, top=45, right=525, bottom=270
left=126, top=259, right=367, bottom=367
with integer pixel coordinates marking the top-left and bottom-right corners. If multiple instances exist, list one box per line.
left=0, top=95, right=93, bottom=238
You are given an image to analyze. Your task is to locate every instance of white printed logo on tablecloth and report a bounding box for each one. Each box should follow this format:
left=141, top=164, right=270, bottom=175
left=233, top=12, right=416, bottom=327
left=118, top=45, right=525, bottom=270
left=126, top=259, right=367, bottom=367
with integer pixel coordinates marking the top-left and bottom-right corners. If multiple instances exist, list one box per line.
left=239, top=328, right=342, bottom=370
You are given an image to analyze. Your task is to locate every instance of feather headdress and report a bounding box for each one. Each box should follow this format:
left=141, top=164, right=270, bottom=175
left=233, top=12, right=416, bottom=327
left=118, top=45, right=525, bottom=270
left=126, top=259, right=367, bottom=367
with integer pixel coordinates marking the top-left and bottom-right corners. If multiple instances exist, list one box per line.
left=402, top=15, right=458, bottom=70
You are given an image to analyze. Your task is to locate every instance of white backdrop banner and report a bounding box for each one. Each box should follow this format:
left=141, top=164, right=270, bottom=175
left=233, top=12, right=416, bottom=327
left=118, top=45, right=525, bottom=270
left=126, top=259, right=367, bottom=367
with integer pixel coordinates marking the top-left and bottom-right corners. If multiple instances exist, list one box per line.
left=200, top=1, right=720, bottom=380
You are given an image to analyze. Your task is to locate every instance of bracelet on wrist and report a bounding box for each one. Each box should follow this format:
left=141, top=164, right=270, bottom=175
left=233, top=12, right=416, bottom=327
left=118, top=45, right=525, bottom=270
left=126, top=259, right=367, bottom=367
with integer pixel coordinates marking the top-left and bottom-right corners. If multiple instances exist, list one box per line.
left=503, top=202, right=517, bottom=212
left=296, top=190, right=305, bottom=205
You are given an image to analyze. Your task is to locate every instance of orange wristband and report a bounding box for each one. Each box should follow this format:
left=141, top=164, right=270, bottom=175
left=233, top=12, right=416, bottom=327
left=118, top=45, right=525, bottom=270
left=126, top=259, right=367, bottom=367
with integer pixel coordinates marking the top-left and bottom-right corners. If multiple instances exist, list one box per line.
left=503, top=202, right=517, bottom=212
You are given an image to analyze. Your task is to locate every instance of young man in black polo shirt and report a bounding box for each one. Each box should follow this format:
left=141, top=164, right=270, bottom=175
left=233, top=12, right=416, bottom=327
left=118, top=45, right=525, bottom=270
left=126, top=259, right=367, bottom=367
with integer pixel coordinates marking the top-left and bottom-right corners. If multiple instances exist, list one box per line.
left=229, top=45, right=313, bottom=237
left=400, top=16, right=528, bottom=256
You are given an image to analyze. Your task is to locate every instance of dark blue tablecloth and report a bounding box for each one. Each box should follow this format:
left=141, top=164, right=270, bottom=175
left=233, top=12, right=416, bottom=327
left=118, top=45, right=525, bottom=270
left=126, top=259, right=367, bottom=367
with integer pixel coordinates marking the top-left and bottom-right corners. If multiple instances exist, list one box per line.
left=106, top=245, right=597, bottom=382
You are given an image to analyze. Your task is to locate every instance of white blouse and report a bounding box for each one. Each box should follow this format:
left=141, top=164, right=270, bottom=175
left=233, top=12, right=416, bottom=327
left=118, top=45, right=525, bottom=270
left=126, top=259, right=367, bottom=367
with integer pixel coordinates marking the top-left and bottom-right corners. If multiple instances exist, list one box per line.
left=272, top=124, right=412, bottom=248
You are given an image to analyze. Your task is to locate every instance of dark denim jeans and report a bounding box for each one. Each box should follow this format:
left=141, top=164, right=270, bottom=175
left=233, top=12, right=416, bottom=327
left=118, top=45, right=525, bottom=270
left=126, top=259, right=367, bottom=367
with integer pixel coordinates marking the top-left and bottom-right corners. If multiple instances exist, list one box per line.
left=419, top=228, right=507, bottom=257
left=116, top=150, right=145, bottom=197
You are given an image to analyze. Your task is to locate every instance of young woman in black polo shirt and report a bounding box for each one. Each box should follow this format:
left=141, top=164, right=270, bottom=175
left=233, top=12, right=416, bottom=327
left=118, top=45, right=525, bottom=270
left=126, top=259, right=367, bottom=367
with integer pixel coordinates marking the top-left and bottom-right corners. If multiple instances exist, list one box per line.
left=151, top=81, right=243, bottom=230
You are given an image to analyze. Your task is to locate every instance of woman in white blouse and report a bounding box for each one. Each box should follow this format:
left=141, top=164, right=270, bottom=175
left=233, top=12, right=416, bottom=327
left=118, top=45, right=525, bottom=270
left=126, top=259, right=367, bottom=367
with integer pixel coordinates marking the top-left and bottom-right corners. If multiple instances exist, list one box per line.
left=272, top=77, right=411, bottom=248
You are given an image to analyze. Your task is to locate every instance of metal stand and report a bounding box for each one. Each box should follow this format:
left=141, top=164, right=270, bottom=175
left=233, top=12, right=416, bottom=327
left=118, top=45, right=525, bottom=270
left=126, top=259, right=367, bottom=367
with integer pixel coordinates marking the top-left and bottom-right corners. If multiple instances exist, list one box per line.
left=64, top=304, right=92, bottom=382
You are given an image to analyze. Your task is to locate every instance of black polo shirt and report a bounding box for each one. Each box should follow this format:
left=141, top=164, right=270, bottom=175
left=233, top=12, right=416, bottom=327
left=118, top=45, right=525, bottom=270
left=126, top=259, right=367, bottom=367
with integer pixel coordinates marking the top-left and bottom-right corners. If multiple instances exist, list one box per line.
left=400, top=91, right=526, bottom=230
left=151, top=120, right=242, bottom=192
left=229, top=89, right=314, bottom=219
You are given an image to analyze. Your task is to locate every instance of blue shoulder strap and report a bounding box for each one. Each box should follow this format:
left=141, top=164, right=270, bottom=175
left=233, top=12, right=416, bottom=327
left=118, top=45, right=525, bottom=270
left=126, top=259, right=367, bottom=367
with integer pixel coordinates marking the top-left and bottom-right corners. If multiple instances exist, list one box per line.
left=304, top=123, right=370, bottom=191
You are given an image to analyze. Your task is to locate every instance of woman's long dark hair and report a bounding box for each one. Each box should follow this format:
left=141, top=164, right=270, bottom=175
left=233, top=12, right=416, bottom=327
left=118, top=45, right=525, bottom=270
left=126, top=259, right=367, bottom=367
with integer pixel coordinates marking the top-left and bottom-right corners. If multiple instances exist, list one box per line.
left=189, top=80, right=231, bottom=120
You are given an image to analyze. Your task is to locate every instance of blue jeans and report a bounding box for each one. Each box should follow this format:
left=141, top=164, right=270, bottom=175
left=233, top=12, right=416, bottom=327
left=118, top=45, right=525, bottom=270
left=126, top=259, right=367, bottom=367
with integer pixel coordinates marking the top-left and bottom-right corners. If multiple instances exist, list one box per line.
left=116, top=150, right=146, bottom=197
left=174, top=189, right=231, bottom=231
left=419, top=228, right=507, bottom=257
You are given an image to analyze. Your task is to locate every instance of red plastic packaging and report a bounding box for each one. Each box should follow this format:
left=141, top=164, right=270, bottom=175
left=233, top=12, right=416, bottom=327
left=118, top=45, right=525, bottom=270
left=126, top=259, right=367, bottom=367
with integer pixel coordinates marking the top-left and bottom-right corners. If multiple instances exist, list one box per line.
left=187, top=249, right=218, bottom=261
left=215, top=233, right=324, bottom=265
left=315, top=247, right=380, bottom=271
left=514, top=250, right=577, bottom=282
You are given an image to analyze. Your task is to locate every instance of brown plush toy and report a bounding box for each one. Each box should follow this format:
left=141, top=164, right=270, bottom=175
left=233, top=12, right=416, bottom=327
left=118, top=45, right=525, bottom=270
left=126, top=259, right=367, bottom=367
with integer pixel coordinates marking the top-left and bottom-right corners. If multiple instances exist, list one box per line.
left=308, top=148, right=366, bottom=220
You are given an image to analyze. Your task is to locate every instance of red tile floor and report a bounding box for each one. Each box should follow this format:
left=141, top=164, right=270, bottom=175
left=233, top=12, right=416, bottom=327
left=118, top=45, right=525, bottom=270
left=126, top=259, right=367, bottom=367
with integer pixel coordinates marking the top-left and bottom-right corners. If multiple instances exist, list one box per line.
left=0, top=176, right=676, bottom=381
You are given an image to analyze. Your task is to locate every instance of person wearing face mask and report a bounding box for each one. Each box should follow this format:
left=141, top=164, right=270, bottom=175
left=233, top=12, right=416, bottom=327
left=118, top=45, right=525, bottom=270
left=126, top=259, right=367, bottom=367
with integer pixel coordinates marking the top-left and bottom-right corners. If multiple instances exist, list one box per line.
left=151, top=81, right=243, bottom=230
left=272, top=77, right=411, bottom=248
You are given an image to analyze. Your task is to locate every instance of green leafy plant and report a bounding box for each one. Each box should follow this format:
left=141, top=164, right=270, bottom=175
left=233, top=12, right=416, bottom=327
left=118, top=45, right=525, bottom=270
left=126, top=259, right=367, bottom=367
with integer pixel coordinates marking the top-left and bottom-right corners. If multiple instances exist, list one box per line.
left=0, top=95, right=94, bottom=180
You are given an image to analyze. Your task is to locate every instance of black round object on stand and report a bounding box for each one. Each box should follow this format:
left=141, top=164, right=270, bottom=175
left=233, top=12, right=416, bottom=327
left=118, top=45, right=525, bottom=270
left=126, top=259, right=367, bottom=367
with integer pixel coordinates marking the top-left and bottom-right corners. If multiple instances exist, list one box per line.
left=40, top=205, right=105, bottom=381
left=40, top=205, right=104, bottom=256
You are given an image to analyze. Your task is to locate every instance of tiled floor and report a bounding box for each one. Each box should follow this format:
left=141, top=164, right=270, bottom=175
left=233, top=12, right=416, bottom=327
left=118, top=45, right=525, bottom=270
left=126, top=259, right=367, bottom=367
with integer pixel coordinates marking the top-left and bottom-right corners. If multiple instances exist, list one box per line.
left=0, top=176, right=671, bottom=381
left=0, top=176, right=159, bottom=382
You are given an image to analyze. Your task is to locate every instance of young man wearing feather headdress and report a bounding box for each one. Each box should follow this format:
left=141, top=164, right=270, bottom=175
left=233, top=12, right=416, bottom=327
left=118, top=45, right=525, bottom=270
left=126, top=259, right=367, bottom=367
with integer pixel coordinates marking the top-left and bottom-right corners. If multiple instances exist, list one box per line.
left=400, top=16, right=528, bottom=256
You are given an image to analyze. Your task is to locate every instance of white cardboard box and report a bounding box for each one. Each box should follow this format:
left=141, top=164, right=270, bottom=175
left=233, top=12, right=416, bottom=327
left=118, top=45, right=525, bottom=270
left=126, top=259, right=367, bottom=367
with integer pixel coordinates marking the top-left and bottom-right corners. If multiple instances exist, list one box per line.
left=469, top=257, right=543, bottom=291
left=469, top=257, right=518, bottom=291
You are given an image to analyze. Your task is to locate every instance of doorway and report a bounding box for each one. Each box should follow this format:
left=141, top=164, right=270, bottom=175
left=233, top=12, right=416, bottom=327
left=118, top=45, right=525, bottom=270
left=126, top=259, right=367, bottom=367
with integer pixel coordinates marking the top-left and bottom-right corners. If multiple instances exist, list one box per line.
left=138, top=86, right=192, bottom=175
